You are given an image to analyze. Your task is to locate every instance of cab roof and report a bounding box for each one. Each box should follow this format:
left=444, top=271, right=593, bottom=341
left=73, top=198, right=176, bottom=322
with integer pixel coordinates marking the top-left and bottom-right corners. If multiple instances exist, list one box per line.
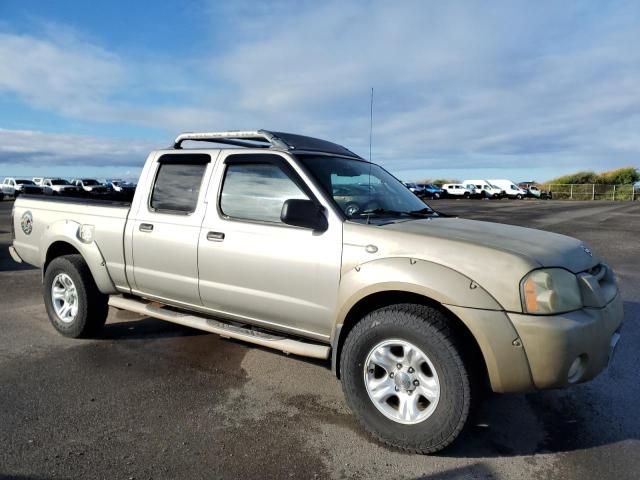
left=173, top=130, right=362, bottom=159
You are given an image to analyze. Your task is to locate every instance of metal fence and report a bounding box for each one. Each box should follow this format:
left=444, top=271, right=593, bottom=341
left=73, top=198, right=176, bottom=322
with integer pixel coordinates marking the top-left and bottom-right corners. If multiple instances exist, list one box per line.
left=539, top=184, right=639, bottom=201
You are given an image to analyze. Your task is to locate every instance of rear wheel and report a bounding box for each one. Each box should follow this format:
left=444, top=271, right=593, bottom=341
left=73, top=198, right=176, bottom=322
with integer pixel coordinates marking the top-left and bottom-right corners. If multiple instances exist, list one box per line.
left=43, top=254, right=109, bottom=338
left=463, top=192, right=470, bottom=199
left=340, top=304, right=471, bottom=454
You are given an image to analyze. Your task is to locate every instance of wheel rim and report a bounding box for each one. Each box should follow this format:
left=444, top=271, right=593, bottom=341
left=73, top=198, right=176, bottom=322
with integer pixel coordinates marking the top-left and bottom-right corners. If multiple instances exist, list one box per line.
left=346, top=204, right=360, bottom=216
left=364, top=339, right=440, bottom=424
left=51, top=273, right=79, bottom=323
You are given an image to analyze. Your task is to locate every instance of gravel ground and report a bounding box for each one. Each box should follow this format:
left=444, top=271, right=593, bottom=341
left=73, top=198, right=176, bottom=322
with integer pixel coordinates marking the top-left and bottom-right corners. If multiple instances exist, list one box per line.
left=0, top=198, right=638, bottom=480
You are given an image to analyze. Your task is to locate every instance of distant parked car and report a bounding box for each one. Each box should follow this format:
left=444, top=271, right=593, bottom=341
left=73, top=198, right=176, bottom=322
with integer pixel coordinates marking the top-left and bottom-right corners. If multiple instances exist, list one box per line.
left=417, top=183, right=444, bottom=199
left=442, top=183, right=475, bottom=198
left=404, top=182, right=426, bottom=197
left=518, top=182, right=552, bottom=199
left=462, top=179, right=502, bottom=199
left=2, top=178, right=42, bottom=198
left=71, top=178, right=109, bottom=194
left=106, top=178, right=137, bottom=194
left=332, top=184, right=380, bottom=216
left=488, top=179, right=527, bottom=199
left=42, top=178, right=80, bottom=196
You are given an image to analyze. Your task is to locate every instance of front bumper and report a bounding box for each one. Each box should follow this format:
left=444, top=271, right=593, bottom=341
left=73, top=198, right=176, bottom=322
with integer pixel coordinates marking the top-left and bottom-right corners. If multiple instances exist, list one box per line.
left=508, top=293, right=624, bottom=389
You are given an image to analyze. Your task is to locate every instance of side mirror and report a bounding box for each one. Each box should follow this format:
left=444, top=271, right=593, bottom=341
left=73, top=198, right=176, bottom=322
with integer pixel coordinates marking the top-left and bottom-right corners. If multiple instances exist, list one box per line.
left=281, top=199, right=328, bottom=231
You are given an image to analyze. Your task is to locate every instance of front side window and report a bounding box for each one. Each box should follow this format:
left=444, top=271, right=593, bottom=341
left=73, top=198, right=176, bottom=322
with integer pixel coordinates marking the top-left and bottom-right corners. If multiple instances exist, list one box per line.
left=150, top=161, right=207, bottom=213
left=220, top=161, right=309, bottom=223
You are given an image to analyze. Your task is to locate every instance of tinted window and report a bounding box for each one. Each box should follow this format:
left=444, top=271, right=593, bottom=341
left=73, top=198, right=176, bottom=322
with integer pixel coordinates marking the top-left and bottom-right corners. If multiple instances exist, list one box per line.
left=51, top=180, right=70, bottom=185
left=150, top=163, right=207, bottom=213
left=220, top=162, right=308, bottom=223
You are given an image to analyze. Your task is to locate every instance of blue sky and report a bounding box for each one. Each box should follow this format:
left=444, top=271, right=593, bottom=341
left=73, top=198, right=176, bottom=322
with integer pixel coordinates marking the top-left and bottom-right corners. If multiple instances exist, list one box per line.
left=0, top=0, right=639, bottom=182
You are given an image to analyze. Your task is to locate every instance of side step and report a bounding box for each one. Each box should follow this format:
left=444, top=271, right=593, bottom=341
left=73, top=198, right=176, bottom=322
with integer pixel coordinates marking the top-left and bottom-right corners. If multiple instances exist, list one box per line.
left=108, top=296, right=330, bottom=360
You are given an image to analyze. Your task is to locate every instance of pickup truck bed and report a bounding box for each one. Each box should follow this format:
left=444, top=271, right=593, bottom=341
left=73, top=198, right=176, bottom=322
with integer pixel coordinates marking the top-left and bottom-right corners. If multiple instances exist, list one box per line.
left=12, top=195, right=131, bottom=293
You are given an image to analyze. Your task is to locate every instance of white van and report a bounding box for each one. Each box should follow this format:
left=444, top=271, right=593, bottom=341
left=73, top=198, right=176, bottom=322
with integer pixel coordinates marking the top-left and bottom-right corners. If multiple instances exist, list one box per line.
left=488, top=179, right=527, bottom=199
left=462, top=179, right=502, bottom=199
left=442, top=183, right=475, bottom=198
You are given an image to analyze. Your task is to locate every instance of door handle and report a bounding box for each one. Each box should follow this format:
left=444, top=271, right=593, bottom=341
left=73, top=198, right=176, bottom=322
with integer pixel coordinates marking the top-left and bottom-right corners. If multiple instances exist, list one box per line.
left=206, top=231, right=225, bottom=241
left=139, top=223, right=154, bottom=233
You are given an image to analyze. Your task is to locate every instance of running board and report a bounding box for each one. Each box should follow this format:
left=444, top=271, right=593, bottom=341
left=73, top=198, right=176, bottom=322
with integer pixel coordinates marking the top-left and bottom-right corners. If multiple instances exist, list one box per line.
left=108, top=296, right=330, bottom=360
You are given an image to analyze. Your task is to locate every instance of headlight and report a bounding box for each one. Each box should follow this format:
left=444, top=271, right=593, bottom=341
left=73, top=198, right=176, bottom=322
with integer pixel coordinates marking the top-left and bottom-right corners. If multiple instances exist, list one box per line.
left=521, top=268, right=582, bottom=314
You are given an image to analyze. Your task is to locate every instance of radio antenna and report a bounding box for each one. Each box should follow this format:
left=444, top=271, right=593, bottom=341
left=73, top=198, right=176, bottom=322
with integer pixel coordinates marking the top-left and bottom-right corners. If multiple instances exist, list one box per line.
left=369, top=87, right=373, bottom=163
left=366, top=88, right=374, bottom=224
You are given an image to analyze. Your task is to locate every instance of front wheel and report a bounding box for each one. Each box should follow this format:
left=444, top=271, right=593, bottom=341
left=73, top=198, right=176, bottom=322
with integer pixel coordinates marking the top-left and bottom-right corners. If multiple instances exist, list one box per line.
left=43, top=254, right=109, bottom=338
left=340, top=304, right=471, bottom=454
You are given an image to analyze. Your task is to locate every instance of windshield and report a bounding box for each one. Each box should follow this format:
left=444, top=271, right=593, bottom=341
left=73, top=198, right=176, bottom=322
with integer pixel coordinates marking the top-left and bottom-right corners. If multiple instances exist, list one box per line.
left=51, top=179, right=70, bottom=185
left=16, top=180, right=35, bottom=185
left=296, top=155, right=431, bottom=221
left=82, top=179, right=100, bottom=185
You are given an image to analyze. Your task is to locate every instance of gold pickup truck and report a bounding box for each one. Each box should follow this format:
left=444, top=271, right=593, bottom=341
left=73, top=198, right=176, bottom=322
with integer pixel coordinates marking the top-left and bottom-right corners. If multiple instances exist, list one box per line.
left=9, top=130, right=623, bottom=453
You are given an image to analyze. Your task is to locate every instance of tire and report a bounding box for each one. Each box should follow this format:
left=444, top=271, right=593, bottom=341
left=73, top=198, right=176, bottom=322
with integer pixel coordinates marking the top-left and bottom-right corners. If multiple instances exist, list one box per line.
left=43, top=254, right=109, bottom=338
left=345, top=203, right=361, bottom=216
left=340, top=304, right=471, bottom=454
left=516, top=194, right=523, bottom=200
left=433, top=193, right=440, bottom=199
left=463, top=192, right=470, bottom=199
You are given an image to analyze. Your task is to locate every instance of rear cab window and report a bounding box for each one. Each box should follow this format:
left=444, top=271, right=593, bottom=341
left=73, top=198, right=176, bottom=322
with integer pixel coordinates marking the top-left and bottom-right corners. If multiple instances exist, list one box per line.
left=149, top=154, right=210, bottom=214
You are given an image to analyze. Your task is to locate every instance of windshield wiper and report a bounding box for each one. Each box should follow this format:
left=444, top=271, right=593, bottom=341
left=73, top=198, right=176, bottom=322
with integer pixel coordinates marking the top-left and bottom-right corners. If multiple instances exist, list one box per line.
left=357, top=208, right=437, bottom=219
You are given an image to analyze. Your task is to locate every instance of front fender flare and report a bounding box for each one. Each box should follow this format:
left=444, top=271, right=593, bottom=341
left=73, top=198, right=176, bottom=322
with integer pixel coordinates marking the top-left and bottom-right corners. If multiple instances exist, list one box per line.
left=336, top=257, right=502, bottom=329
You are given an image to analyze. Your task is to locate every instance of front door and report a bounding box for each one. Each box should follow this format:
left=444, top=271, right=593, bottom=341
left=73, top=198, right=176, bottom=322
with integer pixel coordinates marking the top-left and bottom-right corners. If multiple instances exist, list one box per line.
left=130, top=152, right=215, bottom=305
left=198, top=152, right=342, bottom=340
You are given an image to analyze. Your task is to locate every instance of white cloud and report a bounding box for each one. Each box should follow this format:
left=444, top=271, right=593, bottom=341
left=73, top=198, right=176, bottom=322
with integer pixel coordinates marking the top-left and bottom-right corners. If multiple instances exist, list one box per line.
left=0, top=128, right=153, bottom=167
left=0, top=30, right=126, bottom=118
left=0, top=2, right=639, bottom=176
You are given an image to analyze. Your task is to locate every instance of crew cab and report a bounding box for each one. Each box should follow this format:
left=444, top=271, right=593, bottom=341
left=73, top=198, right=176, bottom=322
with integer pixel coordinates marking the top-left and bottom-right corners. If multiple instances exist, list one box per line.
left=71, top=178, right=109, bottom=194
left=9, top=130, right=623, bottom=454
left=106, top=179, right=136, bottom=193
left=41, top=178, right=80, bottom=196
left=2, top=178, right=42, bottom=198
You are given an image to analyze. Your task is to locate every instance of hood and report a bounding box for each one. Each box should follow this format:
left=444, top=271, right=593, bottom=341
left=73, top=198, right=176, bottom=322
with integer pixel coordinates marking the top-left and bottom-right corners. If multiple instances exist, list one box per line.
left=383, top=218, right=599, bottom=273
left=343, top=218, right=600, bottom=312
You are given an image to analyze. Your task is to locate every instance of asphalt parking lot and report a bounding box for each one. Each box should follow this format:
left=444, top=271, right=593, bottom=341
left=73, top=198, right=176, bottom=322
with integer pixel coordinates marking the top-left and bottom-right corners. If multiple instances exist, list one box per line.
left=1, top=198, right=638, bottom=480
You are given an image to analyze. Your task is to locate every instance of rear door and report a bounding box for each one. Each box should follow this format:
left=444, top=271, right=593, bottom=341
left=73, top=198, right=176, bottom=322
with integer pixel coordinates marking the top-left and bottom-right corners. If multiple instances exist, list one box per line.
left=130, top=152, right=216, bottom=305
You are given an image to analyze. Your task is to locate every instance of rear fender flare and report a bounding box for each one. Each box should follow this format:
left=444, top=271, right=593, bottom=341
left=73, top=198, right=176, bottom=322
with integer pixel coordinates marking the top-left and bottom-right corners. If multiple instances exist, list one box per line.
left=40, top=220, right=117, bottom=294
